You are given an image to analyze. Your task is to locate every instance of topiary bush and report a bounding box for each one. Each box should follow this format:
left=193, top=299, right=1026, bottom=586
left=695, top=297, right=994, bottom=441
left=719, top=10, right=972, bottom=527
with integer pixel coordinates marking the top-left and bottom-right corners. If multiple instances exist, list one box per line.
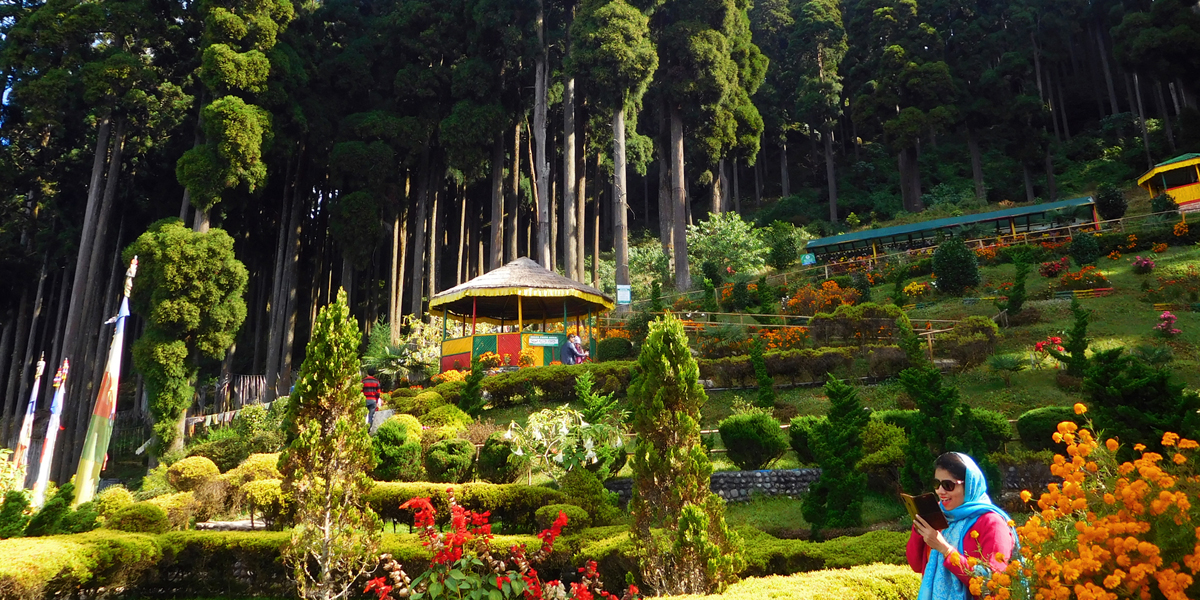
left=534, top=503, right=590, bottom=534
left=931, top=237, right=981, bottom=296
left=145, top=491, right=196, bottom=530
left=558, top=467, right=623, bottom=526
left=404, top=391, right=446, bottom=415
left=1016, top=406, right=1084, bottom=452
left=856, top=420, right=907, bottom=493
left=477, top=432, right=528, bottom=484
left=62, top=501, right=101, bottom=534
left=187, top=431, right=284, bottom=473
left=596, top=337, right=635, bottom=362
left=424, top=439, right=475, bottom=483
left=802, top=378, right=869, bottom=538
left=719, top=413, right=787, bottom=471
left=422, top=404, right=473, bottom=429
left=106, top=502, right=171, bottom=534
left=222, top=453, right=283, bottom=488
left=167, top=456, right=221, bottom=492
left=963, top=408, right=1012, bottom=452
left=24, top=481, right=76, bottom=537
left=789, top=415, right=827, bottom=464
left=372, top=419, right=425, bottom=482
left=388, top=414, right=423, bottom=444
left=241, top=479, right=285, bottom=528
left=938, top=316, right=1000, bottom=369
left=1069, top=233, right=1101, bottom=266
left=0, top=490, right=31, bottom=538
left=95, top=485, right=136, bottom=520
left=1094, top=183, right=1127, bottom=220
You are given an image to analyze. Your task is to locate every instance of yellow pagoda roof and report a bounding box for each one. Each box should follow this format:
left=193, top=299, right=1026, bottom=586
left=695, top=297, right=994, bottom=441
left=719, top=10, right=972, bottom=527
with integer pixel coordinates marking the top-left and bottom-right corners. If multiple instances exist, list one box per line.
left=1137, top=153, right=1200, bottom=188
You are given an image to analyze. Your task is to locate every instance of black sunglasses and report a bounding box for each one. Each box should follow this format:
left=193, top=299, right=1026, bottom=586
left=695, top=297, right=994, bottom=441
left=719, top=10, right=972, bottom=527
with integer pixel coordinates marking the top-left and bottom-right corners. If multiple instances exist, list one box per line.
left=933, top=478, right=965, bottom=492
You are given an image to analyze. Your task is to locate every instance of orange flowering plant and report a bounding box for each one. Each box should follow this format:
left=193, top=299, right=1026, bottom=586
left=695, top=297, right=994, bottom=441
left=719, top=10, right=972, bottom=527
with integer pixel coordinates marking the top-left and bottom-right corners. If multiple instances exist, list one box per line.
left=969, top=404, right=1200, bottom=600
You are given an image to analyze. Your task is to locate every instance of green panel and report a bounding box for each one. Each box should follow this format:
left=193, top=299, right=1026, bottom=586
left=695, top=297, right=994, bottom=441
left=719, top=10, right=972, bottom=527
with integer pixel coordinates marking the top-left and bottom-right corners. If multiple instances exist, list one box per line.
left=544, top=346, right=555, bottom=365
left=472, top=334, right=497, bottom=358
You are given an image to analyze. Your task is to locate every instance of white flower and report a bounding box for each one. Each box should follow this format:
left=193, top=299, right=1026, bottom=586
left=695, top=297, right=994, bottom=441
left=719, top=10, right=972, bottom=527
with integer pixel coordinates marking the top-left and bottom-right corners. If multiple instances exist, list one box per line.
left=583, top=438, right=594, bottom=451
left=503, top=429, right=513, bottom=440
left=532, top=429, right=543, bottom=441
left=512, top=447, right=524, bottom=456
left=554, top=452, right=564, bottom=463
left=585, top=449, right=597, bottom=463
left=580, top=419, right=589, bottom=428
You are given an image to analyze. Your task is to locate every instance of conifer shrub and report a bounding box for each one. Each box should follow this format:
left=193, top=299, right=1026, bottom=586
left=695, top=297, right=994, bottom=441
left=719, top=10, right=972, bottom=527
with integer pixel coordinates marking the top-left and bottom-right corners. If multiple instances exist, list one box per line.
left=186, top=431, right=284, bottom=472
left=997, top=260, right=1031, bottom=316
left=719, top=413, right=787, bottom=471
left=372, top=419, right=424, bottom=482
left=750, top=338, right=775, bottom=407
left=167, top=456, right=221, bottom=492
left=931, top=237, right=980, bottom=296
left=241, top=479, right=285, bottom=528
left=279, top=289, right=381, bottom=600
left=421, top=404, right=472, bottom=429
left=136, top=465, right=174, bottom=500
left=388, top=414, right=423, bottom=443
left=432, top=380, right=465, bottom=408
left=405, top=391, right=446, bottom=415
left=1016, top=406, right=1085, bottom=452
left=856, top=420, right=907, bottom=492
left=596, top=337, right=635, bottom=362
left=557, top=468, right=622, bottom=525
left=145, top=491, right=196, bottom=529
left=1094, top=183, right=1127, bottom=220
left=1046, top=298, right=1090, bottom=378
left=62, top=501, right=101, bottom=533
left=789, top=415, right=826, bottom=464
left=106, top=502, right=171, bottom=534
left=0, top=490, right=30, bottom=538
left=534, top=503, right=590, bottom=533
left=871, top=409, right=920, bottom=432
left=390, top=387, right=419, bottom=399
left=424, top=439, right=475, bottom=483
left=222, top=453, right=283, bottom=488
left=476, top=432, right=528, bottom=484
left=95, top=485, right=136, bottom=519
left=802, top=378, right=869, bottom=537
left=1069, top=233, right=1101, bottom=265
left=457, top=360, right=487, bottom=417
left=1084, top=348, right=1200, bottom=457
left=24, top=481, right=76, bottom=537
left=628, top=315, right=742, bottom=594
left=938, top=315, right=1000, bottom=369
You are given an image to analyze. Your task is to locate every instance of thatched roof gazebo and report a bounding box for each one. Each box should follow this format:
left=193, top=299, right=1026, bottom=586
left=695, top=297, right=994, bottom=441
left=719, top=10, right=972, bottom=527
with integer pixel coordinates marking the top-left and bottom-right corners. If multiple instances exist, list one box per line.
left=429, top=257, right=614, bottom=371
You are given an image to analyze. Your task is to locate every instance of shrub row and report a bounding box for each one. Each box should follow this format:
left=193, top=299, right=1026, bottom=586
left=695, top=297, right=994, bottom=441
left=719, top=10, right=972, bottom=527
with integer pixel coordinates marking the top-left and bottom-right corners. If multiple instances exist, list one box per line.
left=0, top=525, right=907, bottom=598
left=364, top=482, right=569, bottom=531
left=658, top=562, right=919, bottom=600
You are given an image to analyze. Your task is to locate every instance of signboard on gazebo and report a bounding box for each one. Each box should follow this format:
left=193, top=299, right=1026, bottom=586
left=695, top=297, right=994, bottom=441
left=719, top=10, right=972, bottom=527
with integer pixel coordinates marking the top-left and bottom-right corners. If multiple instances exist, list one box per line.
left=528, top=335, right=560, bottom=346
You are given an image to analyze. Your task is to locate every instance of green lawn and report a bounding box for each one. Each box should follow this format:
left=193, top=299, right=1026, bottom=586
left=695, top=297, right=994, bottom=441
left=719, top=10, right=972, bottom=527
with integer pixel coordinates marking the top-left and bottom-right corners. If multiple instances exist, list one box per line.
left=723, top=493, right=909, bottom=538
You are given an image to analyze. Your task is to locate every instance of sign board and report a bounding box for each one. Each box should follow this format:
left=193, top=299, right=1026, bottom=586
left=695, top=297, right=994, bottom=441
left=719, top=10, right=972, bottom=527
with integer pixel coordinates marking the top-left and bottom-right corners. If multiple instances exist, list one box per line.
left=616, top=284, right=632, bottom=305
left=528, top=335, right=560, bottom=347
left=801, top=253, right=817, bottom=266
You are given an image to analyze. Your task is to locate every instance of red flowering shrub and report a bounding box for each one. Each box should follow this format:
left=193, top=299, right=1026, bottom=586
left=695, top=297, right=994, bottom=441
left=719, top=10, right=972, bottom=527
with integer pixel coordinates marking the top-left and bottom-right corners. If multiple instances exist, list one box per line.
left=1059, top=266, right=1109, bottom=290
left=365, top=490, right=639, bottom=600
left=1039, top=257, right=1070, bottom=278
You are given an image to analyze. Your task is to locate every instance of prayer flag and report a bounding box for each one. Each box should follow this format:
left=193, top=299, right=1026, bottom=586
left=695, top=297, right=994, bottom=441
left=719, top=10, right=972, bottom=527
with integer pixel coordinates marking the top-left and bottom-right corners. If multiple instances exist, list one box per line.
left=13, top=355, right=46, bottom=480
left=74, top=257, right=137, bottom=506
left=31, top=359, right=68, bottom=507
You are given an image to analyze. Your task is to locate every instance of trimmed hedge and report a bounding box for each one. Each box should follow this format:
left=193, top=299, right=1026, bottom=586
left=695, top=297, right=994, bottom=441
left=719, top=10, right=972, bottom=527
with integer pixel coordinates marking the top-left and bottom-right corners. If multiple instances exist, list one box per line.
left=660, top=563, right=920, bottom=600
left=534, top=504, right=591, bottom=533
left=720, top=413, right=788, bottom=471
left=0, top=525, right=908, bottom=599
left=789, top=415, right=826, bottom=464
left=1017, top=406, right=1086, bottom=451
left=186, top=431, right=284, bottom=472
left=107, top=503, right=171, bottom=534
left=596, top=338, right=635, bottom=362
left=365, top=482, right=568, bottom=531
left=477, top=432, right=529, bottom=484
left=424, top=439, right=475, bottom=483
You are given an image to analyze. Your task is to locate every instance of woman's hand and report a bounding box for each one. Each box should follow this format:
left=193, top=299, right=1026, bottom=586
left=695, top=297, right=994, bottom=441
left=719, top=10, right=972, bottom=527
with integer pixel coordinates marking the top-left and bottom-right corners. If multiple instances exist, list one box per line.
left=914, top=515, right=954, bottom=556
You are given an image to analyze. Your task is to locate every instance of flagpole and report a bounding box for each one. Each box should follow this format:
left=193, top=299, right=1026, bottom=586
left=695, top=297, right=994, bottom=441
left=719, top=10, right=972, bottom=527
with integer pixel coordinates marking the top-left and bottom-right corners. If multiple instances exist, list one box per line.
left=74, top=256, right=137, bottom=506
left=31, top=359, right=68, bottom=508
left=13, top=354, right=46, bottom=483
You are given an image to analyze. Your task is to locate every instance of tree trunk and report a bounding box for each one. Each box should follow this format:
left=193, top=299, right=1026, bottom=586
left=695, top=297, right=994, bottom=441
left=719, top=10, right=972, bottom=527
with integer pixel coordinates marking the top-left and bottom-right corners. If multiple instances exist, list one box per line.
left=9, top=258, right=47, bottom=444
left=575, top=118, right=587, bottom=281
left=563, top=78, right=578, bottom=281
left=899, top=147, right=923, bottom=212
left=669, top=107, right=690, bottom=290
left=613, top=108, right=630, bottom=313
left=1094, top=23, right=1120, bottom=116
left=1044, top=150, right=1057, bottom=202
left=711, top=159, right=723, bottom=215
left=754, top=146, right=763, bottom=204
left=508, top=124, right=520, bottom=262
left=824, top=125, right=838, bottom=222
left=457, top=185, right=467, bottom=285
left=779, top=139, right=790, bottom=198
left=1031, top=32, right=1045, bottom=102
left=490, top=135, right=504, bottom=270
left=655, top=123, right=673, bottom=276
left=390, top=198, right=406, bottom=342
left=733, top=158, right=741, bottom=213
left=1023, top=163, right=1035, bottom=202
left=1, top=291, right=30, bottom=445
left=532, top=0, right=551, bottom=268
left=410, top=150, right=431, bottom=317
left=265, top=159, right=295, bottom=398
left=1056, top=66, right=1072, bottom=141
left=0, top=317, right=13, bottom=439
left=1154, top=80, right=1175, bottom=153
left=57, top=115, right=112, bottom=415
left=428, top=185, right=439, bottom=299
left=277, top=157, right=305, bottom=394
left=968, top=129, right=985, bottom=200
left=1133, top=72, right=1152, bottom=169
left=592, top=164, right=600, bottom=289
left=1048, top=69, right=1062, bottom=142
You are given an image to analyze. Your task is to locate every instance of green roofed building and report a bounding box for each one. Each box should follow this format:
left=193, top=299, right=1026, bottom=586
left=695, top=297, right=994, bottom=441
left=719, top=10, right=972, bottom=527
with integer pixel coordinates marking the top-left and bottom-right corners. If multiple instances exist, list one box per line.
left=805, top=196, right=1097, bottom=260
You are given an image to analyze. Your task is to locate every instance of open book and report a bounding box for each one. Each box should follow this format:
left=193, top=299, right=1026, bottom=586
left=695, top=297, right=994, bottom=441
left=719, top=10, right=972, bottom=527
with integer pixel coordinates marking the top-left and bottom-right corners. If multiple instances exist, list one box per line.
left=902, top=492, right=949, bottom=530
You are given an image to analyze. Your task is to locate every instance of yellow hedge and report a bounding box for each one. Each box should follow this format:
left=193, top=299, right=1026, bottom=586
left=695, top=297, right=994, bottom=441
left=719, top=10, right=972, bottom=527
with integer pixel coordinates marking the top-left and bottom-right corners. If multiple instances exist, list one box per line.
left=661, top=563, right=920, bottom=600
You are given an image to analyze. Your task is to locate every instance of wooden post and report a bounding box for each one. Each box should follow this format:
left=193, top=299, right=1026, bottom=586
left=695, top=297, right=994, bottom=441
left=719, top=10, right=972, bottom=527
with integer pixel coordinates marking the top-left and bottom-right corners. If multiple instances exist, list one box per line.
left=472, top=297, right=477, bottom=335
left=927, top=333, right=934, bottom=362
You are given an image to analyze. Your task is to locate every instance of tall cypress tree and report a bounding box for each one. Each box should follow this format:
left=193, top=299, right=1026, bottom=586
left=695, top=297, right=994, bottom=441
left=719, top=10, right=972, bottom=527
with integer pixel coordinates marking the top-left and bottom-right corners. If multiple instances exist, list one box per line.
left=802, top=377, right=868, bottom=538
left=280, top=288, right=380, bottom=600
left=628, top=314, right=742, bottom=595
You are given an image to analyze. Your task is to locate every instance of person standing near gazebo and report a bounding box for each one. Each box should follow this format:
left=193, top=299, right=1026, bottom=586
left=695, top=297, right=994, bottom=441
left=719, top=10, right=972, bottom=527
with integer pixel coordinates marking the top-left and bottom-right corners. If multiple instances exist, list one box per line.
left=561, top=336, right=585, bottom=365
left=362, top=369, right=381, bottom=426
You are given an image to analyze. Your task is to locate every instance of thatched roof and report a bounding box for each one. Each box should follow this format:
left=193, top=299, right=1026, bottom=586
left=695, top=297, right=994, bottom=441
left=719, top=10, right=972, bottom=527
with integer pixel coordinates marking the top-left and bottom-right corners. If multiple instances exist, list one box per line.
left=429, top=257, right=614, bottom=323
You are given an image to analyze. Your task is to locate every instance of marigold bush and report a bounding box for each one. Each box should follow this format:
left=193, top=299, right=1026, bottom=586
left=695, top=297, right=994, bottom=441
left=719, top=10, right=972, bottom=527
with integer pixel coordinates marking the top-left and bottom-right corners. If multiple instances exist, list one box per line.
left=1059, top=266, right=1109, bottom=290
left=783, top=280, right=859, bottom=316
left=970, top=409, right=1200, bottom=600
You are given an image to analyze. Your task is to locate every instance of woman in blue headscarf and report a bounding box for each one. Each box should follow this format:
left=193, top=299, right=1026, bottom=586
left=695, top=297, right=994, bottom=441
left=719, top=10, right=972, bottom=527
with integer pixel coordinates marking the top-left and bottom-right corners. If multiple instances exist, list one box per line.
left=906, top=452, right=1019, bottom=600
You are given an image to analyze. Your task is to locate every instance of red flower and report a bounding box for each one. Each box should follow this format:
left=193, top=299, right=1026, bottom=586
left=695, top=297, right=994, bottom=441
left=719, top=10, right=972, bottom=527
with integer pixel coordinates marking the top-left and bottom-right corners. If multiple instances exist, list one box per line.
left=496, top=575, right=511, bottom=590
left=364, top=577, right=392, bottom=600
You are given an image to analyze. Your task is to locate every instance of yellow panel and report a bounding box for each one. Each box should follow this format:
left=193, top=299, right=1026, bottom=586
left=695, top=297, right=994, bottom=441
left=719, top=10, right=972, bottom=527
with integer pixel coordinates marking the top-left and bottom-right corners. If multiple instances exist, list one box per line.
left=522, top=334, right=546, bottom=366
left=443, top=336, right=473, bottom=356
left=1170, top=183, right=1200, bottom=205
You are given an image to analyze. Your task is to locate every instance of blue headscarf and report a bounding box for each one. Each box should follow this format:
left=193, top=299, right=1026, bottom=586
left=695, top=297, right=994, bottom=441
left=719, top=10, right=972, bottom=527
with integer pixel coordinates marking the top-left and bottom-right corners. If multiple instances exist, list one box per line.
left=917, top=453, right=1019, bottom=600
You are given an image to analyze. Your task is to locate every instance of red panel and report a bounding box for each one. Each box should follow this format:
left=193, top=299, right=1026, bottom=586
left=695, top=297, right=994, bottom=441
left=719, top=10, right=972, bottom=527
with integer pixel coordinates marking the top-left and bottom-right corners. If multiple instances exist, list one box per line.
left=496, top=334, right=522, bottom=366
left=441, top=353, right=471, bottom=373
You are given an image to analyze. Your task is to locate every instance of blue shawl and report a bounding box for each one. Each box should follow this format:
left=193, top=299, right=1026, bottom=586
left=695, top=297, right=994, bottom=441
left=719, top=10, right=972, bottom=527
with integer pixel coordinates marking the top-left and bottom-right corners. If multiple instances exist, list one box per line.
left=917, top=453, right=1018, bottom=600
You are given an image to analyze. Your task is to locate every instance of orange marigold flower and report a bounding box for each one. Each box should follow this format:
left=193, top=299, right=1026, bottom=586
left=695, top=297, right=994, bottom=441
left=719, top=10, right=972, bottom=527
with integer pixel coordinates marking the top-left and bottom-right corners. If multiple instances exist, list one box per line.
left=1179, top=438, right=1199, bottom=450
left=1162, top=432, right=1179, bottom=447
left=971, top=530, right=981, bottom=539
left=1173, top=453, right=1187, bottom=465
left=1074, top=403, right=1088, bottom=415
left=1021, top=490, right=1033, bottom=503
left=1107, top=438, right=1120, bottom=452
left=1135, top=443, right=1146, bottom=452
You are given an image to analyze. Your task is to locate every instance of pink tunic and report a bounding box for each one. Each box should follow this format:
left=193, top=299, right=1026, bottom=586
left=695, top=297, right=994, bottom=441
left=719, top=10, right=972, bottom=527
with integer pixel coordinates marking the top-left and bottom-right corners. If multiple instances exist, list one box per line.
left=906, top=511, right=1014, bottom=589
